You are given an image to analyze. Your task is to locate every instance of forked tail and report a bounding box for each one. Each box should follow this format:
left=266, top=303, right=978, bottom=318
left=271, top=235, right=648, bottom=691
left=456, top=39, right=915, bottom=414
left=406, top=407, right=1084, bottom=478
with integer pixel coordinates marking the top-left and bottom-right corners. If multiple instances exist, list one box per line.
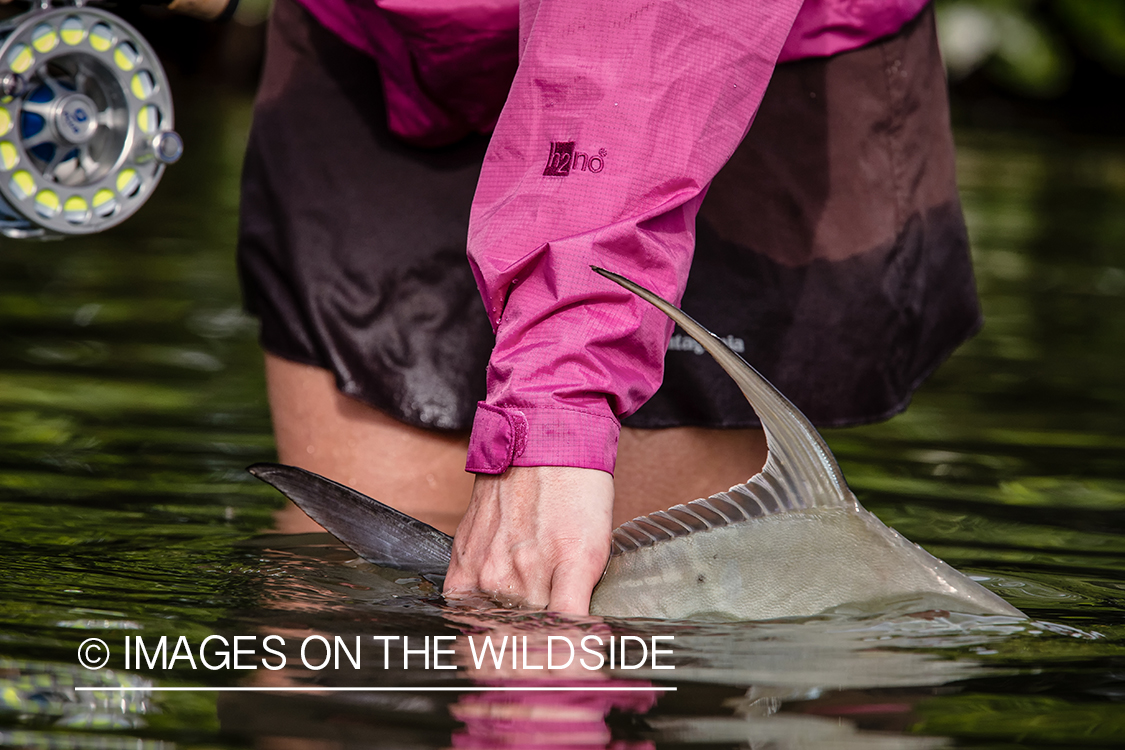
left=248, top=463, right=453, bottom=576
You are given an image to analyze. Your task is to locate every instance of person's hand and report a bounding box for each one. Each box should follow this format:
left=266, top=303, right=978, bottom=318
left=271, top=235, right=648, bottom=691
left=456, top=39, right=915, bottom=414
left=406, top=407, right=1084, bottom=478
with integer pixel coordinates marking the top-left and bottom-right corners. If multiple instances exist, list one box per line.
left=443, top=466, right=613, bottom=614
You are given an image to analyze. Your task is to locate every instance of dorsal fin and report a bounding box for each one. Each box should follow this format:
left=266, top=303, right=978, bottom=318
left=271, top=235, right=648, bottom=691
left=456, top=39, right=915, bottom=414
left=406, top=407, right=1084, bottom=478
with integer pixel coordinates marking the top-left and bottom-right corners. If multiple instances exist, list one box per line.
left=593, top=268, right=857, bottom=556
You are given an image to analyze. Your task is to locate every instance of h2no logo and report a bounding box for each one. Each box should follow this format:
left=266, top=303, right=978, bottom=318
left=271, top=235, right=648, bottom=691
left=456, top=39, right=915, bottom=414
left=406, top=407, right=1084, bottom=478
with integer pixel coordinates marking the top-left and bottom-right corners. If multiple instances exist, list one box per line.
left=543, top=142, right=607, bottom=176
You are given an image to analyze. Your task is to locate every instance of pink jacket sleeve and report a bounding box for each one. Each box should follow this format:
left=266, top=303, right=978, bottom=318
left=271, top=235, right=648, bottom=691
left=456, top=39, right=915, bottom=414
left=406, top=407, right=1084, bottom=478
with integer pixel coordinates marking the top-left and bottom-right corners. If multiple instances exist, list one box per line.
left=465, top=0, right=806, bottom=475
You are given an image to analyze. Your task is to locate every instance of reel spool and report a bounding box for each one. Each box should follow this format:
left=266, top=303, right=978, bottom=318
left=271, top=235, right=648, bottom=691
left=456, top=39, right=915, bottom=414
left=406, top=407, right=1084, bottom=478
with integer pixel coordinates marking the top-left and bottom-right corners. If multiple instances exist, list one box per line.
left=0, top=1, right=181, bottom=239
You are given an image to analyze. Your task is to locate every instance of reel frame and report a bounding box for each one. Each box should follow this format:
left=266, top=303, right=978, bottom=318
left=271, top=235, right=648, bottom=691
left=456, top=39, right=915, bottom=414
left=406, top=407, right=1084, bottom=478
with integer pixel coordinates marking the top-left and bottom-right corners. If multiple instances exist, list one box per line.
left=0, top=1, right=181, bottom=238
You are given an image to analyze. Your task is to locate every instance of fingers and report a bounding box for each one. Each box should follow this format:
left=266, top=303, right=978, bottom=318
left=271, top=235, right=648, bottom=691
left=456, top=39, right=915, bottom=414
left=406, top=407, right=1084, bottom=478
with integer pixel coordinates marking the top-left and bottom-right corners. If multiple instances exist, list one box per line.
left=547, top=559, right=601, bottom=615
left=443, top=466, right=614, bottom=615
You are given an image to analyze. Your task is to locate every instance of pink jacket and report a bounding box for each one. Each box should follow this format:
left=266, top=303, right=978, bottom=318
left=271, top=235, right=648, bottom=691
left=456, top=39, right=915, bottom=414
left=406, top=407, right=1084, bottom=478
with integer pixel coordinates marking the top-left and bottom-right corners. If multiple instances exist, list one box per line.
left=296, top=0, right=930, bottom=474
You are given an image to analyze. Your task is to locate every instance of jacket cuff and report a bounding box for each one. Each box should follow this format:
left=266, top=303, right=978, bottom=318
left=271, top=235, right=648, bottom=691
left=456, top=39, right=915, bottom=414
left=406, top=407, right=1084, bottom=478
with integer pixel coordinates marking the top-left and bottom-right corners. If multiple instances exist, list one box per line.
left=465, top=403, right=620, bottom=475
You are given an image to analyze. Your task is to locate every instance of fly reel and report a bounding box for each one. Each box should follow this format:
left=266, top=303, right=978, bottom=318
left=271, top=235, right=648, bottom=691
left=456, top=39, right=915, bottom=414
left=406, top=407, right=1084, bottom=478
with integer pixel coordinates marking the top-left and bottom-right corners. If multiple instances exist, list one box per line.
left=0, top=1, right=181, bottom=238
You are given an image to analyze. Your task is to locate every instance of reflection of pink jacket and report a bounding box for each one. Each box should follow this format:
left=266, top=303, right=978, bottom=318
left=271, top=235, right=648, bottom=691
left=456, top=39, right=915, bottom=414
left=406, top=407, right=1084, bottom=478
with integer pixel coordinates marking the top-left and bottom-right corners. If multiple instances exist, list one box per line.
left=297, top=0, right=930, bottom=474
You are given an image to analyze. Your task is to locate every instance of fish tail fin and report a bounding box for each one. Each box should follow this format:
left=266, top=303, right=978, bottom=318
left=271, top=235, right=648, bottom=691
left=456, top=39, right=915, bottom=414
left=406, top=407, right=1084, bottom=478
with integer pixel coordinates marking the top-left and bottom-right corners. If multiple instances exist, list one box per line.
left=248, top=463, right=453, bottom=576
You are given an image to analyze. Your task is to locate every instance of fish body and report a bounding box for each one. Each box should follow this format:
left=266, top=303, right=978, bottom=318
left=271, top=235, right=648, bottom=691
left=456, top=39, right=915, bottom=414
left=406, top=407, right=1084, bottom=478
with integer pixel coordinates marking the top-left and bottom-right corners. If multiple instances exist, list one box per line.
left=250, top=270, right=1023, bottom=621
left=592, top=506, right=1016, bottom=619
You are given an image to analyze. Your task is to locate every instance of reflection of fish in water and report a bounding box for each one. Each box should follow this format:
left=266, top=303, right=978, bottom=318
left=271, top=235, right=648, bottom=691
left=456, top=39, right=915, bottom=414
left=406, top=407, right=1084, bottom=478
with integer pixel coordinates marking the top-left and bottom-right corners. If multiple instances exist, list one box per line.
left=249, top=269, right=1024, bottom=621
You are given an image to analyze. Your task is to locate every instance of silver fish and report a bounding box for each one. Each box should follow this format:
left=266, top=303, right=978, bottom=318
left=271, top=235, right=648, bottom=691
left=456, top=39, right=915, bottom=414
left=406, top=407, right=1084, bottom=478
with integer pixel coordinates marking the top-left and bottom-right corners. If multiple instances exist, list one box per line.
left=250, top=269, right=1023, bottom=621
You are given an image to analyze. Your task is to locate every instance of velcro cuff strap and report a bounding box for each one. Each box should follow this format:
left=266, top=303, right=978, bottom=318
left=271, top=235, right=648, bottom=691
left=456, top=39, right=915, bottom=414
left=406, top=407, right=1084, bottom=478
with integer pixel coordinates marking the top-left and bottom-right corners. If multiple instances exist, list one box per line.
left=465, top=403, right=528, bottom=474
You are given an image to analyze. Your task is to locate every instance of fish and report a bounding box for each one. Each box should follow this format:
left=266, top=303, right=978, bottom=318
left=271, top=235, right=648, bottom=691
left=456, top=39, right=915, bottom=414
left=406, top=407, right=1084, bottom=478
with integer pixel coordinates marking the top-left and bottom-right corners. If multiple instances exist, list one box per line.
left=249, top=268, right=1024, bottom=621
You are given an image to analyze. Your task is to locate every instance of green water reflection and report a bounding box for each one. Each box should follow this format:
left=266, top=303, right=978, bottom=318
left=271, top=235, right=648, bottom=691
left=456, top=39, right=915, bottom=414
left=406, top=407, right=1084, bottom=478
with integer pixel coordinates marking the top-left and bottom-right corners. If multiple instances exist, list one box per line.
left=0, top=82, right=1122, bottom=748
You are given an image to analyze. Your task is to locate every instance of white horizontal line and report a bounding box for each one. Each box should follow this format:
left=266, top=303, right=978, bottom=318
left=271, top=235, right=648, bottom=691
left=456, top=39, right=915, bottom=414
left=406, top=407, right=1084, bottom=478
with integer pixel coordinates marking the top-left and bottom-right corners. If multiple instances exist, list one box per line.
left=75, top=686, right=675, bottom=693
